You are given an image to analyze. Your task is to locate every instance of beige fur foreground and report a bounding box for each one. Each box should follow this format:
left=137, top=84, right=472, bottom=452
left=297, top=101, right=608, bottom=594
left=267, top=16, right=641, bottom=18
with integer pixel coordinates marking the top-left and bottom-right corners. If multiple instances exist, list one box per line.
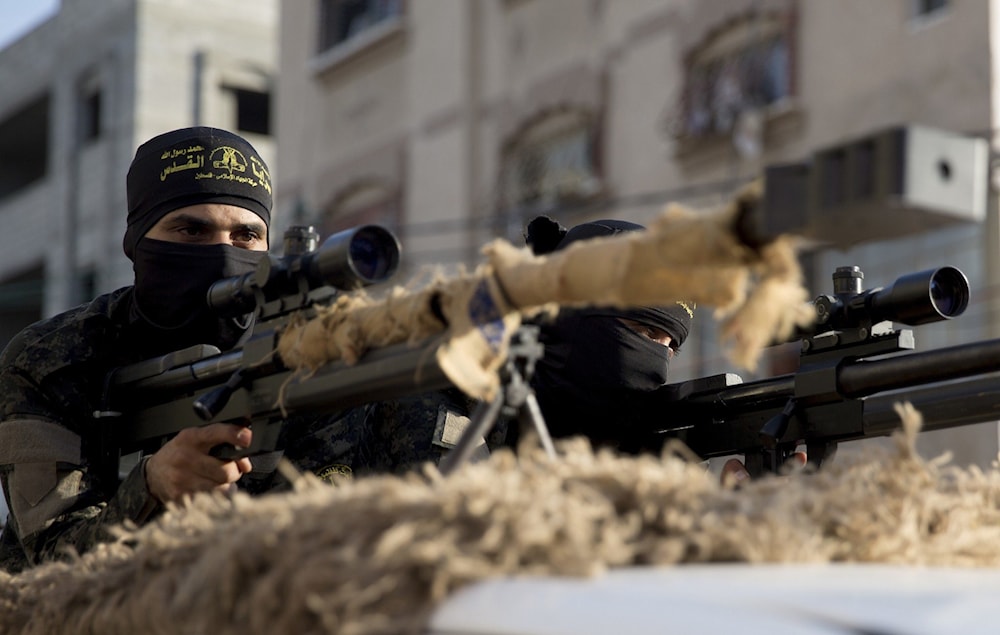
left=3, top=404, right=1000, bottom=634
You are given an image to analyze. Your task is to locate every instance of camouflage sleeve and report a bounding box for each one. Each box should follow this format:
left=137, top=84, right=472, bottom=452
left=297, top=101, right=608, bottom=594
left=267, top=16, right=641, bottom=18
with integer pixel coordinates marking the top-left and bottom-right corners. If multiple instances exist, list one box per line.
left=0, top=304, right=162, bottom=571
left=353, top=395, right=449, bottom=474
left=260, top=389, right=469, bottom=488
left=0, top=417, right=161, bottom=571
left=238, top=408, right=370, bottom=494
left=354, top=388, right=491, bottom=476
left=24, top=457, right=159, bottom=565
left=249, top=389, right=492, bottom=492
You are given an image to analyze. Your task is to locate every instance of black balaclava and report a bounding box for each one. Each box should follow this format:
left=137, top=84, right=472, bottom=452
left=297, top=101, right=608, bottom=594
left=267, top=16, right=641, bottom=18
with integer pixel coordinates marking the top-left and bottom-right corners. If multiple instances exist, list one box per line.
left=523, top=216, right=695, bottom=448
left=124, top=127, right=272, bottom=354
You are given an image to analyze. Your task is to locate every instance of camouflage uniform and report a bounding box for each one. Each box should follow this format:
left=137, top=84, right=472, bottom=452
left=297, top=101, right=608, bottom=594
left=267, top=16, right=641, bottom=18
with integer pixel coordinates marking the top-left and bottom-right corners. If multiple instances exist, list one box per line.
left=0, top=288, right=160, bottom=573
left=0, top=286, right=488, bottom=572
left=242, top=388, right=486, bottom=494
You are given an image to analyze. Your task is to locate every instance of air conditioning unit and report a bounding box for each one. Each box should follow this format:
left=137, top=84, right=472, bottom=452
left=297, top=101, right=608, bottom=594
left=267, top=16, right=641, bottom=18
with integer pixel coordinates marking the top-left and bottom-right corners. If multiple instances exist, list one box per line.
left=761, top=125, right=988, bottom=248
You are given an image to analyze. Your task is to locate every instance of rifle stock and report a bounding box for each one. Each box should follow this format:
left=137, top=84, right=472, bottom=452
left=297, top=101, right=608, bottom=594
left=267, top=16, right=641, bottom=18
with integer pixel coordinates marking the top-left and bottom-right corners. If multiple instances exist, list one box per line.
left=104, top=333, right=454, bottom=457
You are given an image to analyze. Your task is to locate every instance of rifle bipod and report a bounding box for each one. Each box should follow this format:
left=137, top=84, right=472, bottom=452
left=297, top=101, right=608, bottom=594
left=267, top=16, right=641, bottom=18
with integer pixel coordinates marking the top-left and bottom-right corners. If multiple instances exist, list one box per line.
left=438, top=325, right=557, bottom=476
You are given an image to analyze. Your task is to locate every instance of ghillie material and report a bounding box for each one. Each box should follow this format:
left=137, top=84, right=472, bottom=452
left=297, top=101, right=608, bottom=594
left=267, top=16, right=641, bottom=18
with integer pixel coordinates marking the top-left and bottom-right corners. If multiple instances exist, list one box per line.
left=277, top=183, right=814, bottom=401
left=3, top=404, right=1000, bottom=635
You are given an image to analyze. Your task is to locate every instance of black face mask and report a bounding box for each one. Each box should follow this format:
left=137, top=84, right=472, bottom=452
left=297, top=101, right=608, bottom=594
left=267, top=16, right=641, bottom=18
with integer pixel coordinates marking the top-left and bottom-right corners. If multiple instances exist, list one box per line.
left=131, top=238, right=266, bottom=351
left=530, top=310, right=672, bottom=444
left=538, top=311, right=671, bottom=394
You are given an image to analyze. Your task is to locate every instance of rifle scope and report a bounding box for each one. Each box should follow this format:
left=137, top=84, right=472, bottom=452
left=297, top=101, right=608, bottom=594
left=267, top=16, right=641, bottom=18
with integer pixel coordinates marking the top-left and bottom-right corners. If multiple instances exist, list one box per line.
left=814, top=265, right=970, bottom=331
left=207, top=224, right=401, bottom=317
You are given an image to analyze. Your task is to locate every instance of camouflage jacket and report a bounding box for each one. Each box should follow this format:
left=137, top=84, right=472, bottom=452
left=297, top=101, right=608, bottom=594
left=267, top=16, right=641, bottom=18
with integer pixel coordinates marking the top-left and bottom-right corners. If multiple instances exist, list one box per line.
left=0, top=287, right=161, bottom=573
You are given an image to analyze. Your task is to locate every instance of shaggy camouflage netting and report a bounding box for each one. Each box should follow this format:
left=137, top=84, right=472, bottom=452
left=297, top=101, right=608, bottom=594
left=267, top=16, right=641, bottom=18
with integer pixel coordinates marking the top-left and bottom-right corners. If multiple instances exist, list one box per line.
left=2, top=404, right=999, bottom=635
left=276, top=182, right=814, bottom=404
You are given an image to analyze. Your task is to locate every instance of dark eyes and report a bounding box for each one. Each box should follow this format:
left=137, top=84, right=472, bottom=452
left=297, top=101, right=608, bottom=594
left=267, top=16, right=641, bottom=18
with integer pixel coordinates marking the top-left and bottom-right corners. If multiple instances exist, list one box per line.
left=636, top=324, right=668, bottom=341
left=233, top=229, right=263, bottom=243
left=176, top=225, right=261, bottom=243
left=633, top=327, right=677, bottom=358
left=633, top=325, right=653, bottom=338
left=176, top=225, right=208, bottom=237
left=617, top=318, right=676, bottom=356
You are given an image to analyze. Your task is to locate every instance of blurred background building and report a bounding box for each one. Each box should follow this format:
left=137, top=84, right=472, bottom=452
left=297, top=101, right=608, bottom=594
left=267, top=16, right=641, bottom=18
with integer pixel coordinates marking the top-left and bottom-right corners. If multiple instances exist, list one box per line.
left=0, top=0, right=997, bottom=479
left=0, top=0, right=277, bottom=342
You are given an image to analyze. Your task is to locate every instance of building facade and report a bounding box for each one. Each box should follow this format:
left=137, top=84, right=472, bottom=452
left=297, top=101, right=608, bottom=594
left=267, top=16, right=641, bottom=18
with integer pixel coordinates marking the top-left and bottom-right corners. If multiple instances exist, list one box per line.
left=275, top=0, right=1000, bottom=467
left=0, top=0, right=278, bottom=345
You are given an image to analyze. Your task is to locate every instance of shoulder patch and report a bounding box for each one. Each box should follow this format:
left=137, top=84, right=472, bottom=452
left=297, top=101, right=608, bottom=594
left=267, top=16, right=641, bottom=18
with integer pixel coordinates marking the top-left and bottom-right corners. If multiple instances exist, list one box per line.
left=315, top=464, right=353, bottom=485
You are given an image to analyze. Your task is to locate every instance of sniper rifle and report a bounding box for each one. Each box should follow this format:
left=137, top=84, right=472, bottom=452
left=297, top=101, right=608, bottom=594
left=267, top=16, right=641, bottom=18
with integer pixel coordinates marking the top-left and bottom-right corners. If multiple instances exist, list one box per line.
left=632, top=264, right=1000, bottom=476
left=93, top=224, right=463, bottom=483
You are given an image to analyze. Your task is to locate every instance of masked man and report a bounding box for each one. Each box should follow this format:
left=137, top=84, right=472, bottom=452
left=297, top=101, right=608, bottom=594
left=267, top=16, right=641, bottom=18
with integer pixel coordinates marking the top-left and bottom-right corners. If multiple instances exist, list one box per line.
left=517, top=216, right=694, bottom=453
left=0, top=127, right=272, bottom=572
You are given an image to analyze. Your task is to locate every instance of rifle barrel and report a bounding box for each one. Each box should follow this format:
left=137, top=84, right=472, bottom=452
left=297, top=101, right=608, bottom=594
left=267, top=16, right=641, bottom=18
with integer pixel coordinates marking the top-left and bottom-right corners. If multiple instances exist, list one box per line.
left=839, top=338, right=1000, bottom=397
left=863, top=375, right=1000, bottom=436
left=113, top=334, right=453, bottom=451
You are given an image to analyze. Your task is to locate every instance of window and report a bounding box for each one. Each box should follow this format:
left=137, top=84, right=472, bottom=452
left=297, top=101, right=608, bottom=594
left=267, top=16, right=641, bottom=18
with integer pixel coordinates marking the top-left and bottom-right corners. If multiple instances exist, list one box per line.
left=673, top=13, right=793, bottom=140
left=0, top=93, right=50, bottom=200
left=76, top=268, right=97, bottom=304
left=499, top=109, right=601, bottom=212
left=913, top=0, right=948, bottom=17
left=318, top=0, right=403, bottom=53
left=77, top=70, right=103, bottom=144
left=232, top=88, right=271, bottom=136
left=0, top=264, right=44, bottom=350
left=80, top=88, right=101, bottom=143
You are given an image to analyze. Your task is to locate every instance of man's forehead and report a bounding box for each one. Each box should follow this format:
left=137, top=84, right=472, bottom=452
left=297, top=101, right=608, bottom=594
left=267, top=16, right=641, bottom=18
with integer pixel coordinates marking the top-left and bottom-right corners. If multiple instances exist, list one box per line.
left=159, top=204, right=266, bottom=227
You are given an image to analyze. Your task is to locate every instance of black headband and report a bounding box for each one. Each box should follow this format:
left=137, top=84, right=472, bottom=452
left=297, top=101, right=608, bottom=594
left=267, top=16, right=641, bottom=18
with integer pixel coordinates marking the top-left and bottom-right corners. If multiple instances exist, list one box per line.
left=124, top=127, right=272, bottom=260
left=588, top=304, right=695, bottom=349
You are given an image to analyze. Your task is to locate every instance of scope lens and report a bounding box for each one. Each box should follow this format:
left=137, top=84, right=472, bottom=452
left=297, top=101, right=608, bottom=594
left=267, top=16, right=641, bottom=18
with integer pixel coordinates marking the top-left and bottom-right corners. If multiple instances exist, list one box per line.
left=349, top=227, right=399, bottom=281
left=929, top=268, right=969, bottom=317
